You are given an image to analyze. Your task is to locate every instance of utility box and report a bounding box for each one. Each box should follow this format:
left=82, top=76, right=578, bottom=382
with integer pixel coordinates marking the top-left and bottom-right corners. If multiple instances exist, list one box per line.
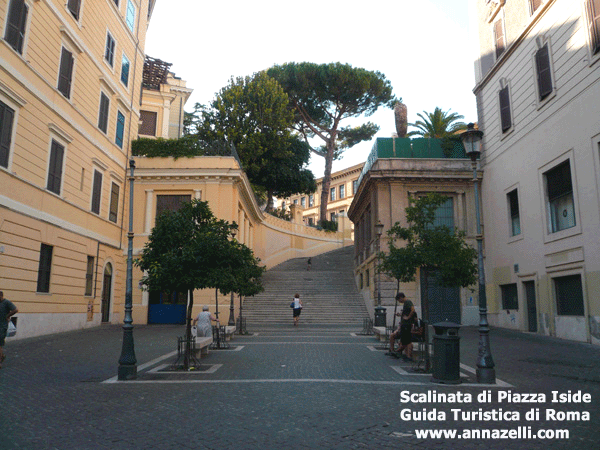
left=374, top=306, right=387, bottom=327
left=431, top=321, right=461, bottom=384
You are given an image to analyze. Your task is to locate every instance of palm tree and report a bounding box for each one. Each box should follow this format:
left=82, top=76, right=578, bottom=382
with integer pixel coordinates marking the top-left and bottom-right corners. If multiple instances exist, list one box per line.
left=407, top=107, right=467, bottom=138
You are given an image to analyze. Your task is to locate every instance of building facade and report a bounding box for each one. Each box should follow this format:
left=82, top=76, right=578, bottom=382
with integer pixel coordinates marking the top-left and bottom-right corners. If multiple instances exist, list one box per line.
left=0, top=0, right=154, bottom=338
left=281, top=162, right=363, bottom=231
left=348, top=137, right=480, bottom=326
left=474, top=0, right=600, bottom=344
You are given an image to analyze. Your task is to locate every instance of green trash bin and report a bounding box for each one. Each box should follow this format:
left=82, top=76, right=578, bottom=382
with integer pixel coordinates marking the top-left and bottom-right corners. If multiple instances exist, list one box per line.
left=431, top=321, right=461, bottom=385
left=374, top=306, right=387, bottom=327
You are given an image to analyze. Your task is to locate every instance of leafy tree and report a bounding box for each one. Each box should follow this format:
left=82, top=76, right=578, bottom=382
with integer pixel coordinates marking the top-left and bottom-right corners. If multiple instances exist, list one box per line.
left=267, top=62, right=397, bottom=222
left=407, top=107, right=467, bottom=138
left=190, top=71, right=315, bottom=210
left=135, top=200, right=263, bottom=369
left=378, top=193, right=477, bottom=371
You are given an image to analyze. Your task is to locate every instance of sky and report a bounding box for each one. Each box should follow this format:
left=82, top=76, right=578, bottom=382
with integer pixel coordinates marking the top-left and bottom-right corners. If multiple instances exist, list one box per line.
left=145, top=0, right=478, bottom=178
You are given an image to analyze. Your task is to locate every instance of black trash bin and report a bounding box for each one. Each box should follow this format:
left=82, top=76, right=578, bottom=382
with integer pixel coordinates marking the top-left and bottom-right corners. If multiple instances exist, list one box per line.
left=431, top=321, right=461, bottom=385
left=374, top=306, right=387, bottom=327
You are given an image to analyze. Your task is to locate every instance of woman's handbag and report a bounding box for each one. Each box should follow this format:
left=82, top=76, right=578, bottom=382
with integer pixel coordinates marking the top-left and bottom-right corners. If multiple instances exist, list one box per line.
left=7, top=320, right=16, bottom=337
left=290, top=301, right=295, bottom=308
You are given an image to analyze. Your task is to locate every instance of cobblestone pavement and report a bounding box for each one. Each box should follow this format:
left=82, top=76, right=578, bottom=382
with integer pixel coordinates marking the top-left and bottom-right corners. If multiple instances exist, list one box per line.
left=1, top=323, right=599, bottom=449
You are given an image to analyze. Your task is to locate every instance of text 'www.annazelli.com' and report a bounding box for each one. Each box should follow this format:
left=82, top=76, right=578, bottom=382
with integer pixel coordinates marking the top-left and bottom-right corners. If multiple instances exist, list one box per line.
left=414, top=427, right=569, bottom=440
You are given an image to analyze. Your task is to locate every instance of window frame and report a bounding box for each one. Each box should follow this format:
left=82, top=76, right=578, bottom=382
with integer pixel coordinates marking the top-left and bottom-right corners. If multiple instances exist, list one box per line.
left=0, top=99, right=16, bottom=170
left=499, top=83, right=512, bottom=134
left=553, top=274, right=585, bottom=316
left=330, top=187, right=336, bottom=202
left=545, top=160, right=576, bottom=234
left=85, top=255, right=94, bottom=296
left=104, top=31, right=116, bottom=67
left=57, top=46, right=75, bottom=99
left=584, top=0, right=600, bottom=63
left=339, top=184, right=345, bottom=199
left=493, top=16, right=506, bottom=60
left=37, top=243, right=53, bottom=293
left=120, top=53, right=130, bottom=87
left=91, top=169, right=103, bottom=215
left=506, top=188, right=521, bottom=238
left=98, top=92, right=110, bottom=134
left=4, top=0, right=29, bottom=54
left=500, top=283, right=519, bottom=310
left=67, top=0, right=81, bottom=21
left=533, top=40, right=555, bottom=106
left=46, top=139, right=65, bottom=195
left=108, top=181, right=120, bottom=223
left=125, top=0, right=136, bottom=33
left=115, top=110, right=125, bottom=148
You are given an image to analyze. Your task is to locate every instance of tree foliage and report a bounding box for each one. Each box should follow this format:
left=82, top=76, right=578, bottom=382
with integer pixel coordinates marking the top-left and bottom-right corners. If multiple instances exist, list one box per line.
left=267, top=62, right=397, bottom=221
left=189, top=71, right=315, bottom=209
left=407, top=107, right=467, bottom=138
left=135, top=200, right=264, bottom=368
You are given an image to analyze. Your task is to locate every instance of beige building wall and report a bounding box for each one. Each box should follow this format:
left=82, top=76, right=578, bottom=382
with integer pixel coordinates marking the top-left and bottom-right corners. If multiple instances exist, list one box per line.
left=282, top=162, right=364, bottom=231
left=1, top=0, right=151, bottom=339
left=348, top=156, right=480, bottom=326
left=474, top=0, right=600, bottom=344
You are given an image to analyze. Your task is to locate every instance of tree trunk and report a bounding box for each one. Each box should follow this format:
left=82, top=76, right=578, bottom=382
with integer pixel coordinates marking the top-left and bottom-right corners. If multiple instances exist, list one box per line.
left=183, top=288, right=194, bottom=370
left=319, top=139, right=335, bottom=223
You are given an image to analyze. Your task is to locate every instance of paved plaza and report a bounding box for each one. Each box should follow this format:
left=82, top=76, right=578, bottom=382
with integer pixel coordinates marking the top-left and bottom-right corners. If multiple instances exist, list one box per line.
left=1, top=323, right=599, bottom=449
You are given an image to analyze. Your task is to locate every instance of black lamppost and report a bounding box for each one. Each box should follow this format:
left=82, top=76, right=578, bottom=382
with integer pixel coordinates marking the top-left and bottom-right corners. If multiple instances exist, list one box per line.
left=373, top=220, right=386, bottom=326
left=118, top=159, right=137, bottom=380
left=461, top=123, right=496, bottom=384
left=228, top=229, right=237, bottom=326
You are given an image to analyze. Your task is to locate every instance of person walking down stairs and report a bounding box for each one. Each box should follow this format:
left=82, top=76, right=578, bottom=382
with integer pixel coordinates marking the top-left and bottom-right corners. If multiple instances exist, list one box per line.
left=292, top=293, right=303, bottom=326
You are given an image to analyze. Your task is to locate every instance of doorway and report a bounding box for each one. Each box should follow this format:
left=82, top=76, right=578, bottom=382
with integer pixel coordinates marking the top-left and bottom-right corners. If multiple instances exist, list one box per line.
left=524, top=280, right=537, bottom=332
left=101, top=263, right=113, bottom=323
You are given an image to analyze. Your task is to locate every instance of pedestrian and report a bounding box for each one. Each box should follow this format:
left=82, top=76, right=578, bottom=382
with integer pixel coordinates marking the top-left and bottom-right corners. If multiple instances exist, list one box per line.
left=307, top=257, right=312, bottom=271
left=193, top=305, right=219, bottom=337
left=388, top=292, right=417, bottom=361
left=291, top=293, right=303, bottom=326
left=0, top=291, right=18, bottom=369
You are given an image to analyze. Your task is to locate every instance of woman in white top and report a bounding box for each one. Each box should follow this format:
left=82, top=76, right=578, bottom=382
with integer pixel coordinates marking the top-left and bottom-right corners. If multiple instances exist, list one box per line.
left=193, top=305, right=218, bottom=337
left=292, top=293, right=303, bottom=326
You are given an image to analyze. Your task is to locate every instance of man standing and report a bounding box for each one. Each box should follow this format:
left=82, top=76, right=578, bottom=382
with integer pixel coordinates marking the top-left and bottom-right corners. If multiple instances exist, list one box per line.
left=0, top=291, right=18, bottom=369
left=388, top=292, right=417, bottom=361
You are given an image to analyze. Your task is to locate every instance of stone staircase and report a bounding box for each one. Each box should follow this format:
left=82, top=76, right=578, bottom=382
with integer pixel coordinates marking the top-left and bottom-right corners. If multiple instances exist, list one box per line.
left=243, top=246, right=369, bottom=326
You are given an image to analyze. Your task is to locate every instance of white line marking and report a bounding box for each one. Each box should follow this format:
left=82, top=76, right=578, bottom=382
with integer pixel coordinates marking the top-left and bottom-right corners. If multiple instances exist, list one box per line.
left=460, top=363, right=513, bottom=387
left=148, top=363, right=223, bottom=374
left=102, top=350, right=178, bottom=384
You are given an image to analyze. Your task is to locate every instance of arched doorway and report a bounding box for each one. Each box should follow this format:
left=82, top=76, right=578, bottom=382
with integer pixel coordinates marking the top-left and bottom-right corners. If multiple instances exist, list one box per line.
left=101, top=263, right=113, bottom=323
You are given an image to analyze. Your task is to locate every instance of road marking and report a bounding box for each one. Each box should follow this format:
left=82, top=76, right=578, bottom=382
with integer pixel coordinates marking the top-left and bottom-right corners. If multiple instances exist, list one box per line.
left=148, top=363, right=223, bottom=374
left=102, top=350, right=177, bottom=383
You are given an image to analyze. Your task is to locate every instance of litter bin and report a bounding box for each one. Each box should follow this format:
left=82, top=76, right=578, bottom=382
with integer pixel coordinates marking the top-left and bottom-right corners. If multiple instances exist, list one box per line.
left=374, top=306, right=387, bottom=327
left=431, top=321, right=461, bottom=385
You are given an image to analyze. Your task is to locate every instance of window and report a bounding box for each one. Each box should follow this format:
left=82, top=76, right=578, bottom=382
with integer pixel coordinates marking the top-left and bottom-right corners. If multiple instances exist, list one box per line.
left=57, top=47, right=74, bottom=99
left=530, top=0, right=543, bottom=14
left=308, top=217, right=314, bottom=226
left=115, top=111, right=125, bottom=148
left=67, top=0, right=81, bottom=20
left=586, top=0, right=600, bottom=55
left=113, top=0, right=119, bottom=6
left=46, top=140, right=65, bottom=195
left=507, top=189, right=521, bottom=236
left=501, top=284, right=518, bottom=310
left=120, top=54, right=130, bottom=86
left=91, top=170, right=103, bottom=214
left=139, top=110, right=157, bottom=136
left=330, top=187, right=336, bottom=202
left=545, top=161, right=575, bottom=233
left=499, top=85, right=512, bottom=132
left=98, top=93, right=109, bottom=133
left=352, top=179, right=358, bottom=195
left=339, top=184, right=345, bottom=199
left=4, top=0, right=28, bottom=54
left=309, top=194, right=314, bottom=207
left=433, top=197, right=454, bottom=229
left=535, top=43, right=553, bottom=101
left=293, top=199, right=298, bottom=205
left=104, top=32, right=115, bottom=67
left=330, top=212, right=336, bottom=221
left=37, top=243, right=53, bottom=293
left=0, top=100, right=15, bottom=169
left=156, top=195, right=191, bottom=219
left=126, top=0, right=136, bottom=32
left=554, top=275, right=584, bottom=316
left=494, top=18, right=505, bottom=59
left=301, top=197, right=306, bottom=207
left=85, top=256, right=94, bottom=296
left=109, top=182, right=119, bottom=223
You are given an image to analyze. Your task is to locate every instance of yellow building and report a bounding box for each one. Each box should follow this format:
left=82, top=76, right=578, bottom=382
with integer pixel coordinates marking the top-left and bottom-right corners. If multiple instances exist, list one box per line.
left=1, top=0, right=154, bottom=338
left=281, top=162, right=364, bottom=228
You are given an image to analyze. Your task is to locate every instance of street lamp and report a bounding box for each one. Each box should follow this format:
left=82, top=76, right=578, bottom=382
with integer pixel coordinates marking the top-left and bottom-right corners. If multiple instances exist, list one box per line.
left=228, top=229, right=237, bottom=326
left=118, top=159, right=137, bottom=380
left=374, top=220, right=385, bottom=326
left=461, top=123, right=496, bottom=384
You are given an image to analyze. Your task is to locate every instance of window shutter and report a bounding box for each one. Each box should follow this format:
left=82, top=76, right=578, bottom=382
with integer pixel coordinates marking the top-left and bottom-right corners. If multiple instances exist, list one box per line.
left=530, top=0, right=543, bottom=13
left=37, top=244, right=53, bottom=293
left=0, top=101, right=15, bottom=168
left=109, top=183, right=119, bottom=223
left=58, top=48, right=74, bottom=98
left=494, top=19, right=505, bottom=59
left=5, top=0, right=28, bottom=54
left=98, top=93, right=109, bottom=133
left=499, top=86, right=512, bottom=132
left=67, top=0, right=81, bottom=20
left=47, top=140, right=64, bottom=194
left=546, top=161, right=572, bottom=201
left=115, top=111, right=125, bottom=148
left=587, top=0, right=600, bottom=55
left=91, top=170, right=103, bottom=214
left=535, top=44, right=553, bottom=100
